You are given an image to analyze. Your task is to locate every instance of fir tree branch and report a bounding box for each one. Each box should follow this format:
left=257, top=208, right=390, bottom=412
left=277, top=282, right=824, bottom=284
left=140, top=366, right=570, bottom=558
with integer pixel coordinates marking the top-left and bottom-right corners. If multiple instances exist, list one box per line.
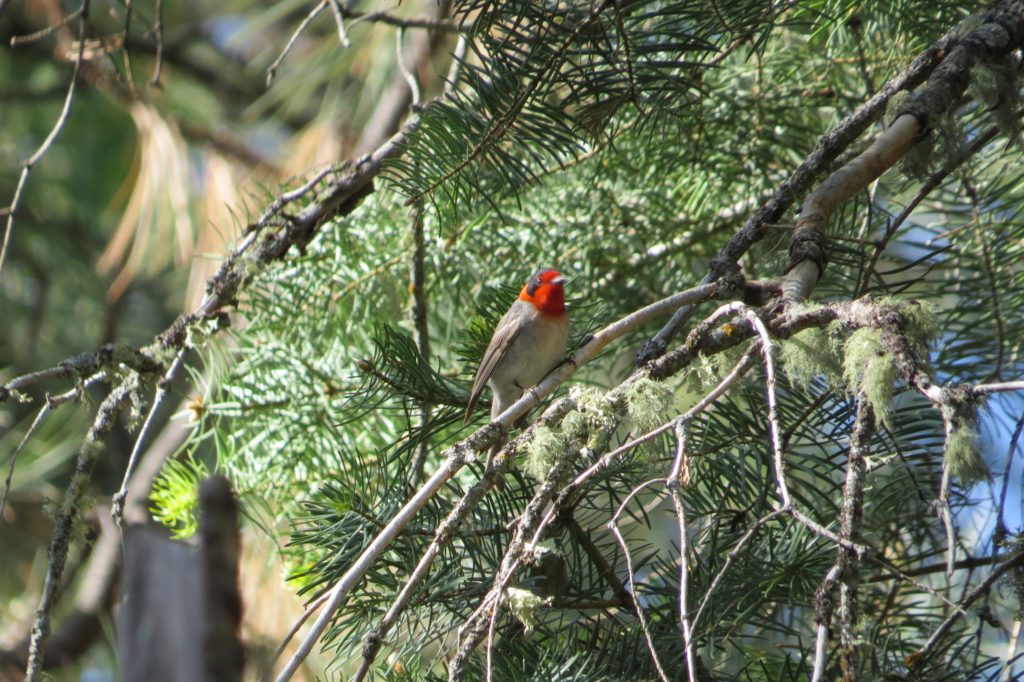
left=854, top=120, right=1005, bottom=298
left=274, top=279, right=724, bottom=681
left=637, top=13, right=968, bottom=363
left=783, top=1, right=1024, bottom=302
left=15, top=92, right=429, bottom=676
left=403, top=0, right=615, bottom=206
left=908, top=549, right=1024, bottom=669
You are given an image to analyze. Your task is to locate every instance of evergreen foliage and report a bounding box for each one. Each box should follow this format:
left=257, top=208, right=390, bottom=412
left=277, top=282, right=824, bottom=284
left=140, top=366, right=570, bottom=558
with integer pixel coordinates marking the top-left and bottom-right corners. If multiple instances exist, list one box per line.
left=3, top=0, right=1024, bottom=680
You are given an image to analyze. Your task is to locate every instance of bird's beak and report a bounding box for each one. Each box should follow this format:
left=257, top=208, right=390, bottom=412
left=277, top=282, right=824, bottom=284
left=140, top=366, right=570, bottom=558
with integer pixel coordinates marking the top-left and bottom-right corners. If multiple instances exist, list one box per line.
left=551, top=276, right=566, bottom=286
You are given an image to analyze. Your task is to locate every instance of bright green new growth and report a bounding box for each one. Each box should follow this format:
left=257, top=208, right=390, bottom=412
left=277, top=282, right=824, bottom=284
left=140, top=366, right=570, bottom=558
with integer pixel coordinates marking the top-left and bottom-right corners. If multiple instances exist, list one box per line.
left=522, top=425, right=566, bottom=481
left=843, top=328, right=896, bottom=429
left=150, top=454, right=209, bottom=539
left=624, top=377, right=675, bottom=433
left=779, top=327, right=842, bottom=390
left=505, top=587, right=552, bottom=633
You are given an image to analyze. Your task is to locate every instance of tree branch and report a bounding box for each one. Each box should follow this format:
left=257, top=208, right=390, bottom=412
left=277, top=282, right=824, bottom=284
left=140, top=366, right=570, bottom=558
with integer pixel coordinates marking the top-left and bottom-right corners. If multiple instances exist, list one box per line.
left=783, top=1, right=1024, bottom=302
left=273, top=279, right=724, bottom=681
left=637, top=15, right=968, bottom=362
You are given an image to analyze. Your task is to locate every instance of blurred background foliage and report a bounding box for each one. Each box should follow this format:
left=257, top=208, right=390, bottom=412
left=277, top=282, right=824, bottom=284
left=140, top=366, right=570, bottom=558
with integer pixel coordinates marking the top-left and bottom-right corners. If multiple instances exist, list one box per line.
left=2, top=0, right=1024, bottom=680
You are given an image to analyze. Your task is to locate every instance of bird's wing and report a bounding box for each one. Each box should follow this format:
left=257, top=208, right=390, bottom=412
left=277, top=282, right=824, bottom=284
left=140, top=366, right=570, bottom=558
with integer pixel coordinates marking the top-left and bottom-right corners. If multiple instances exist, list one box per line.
left=464, top=312, right=524, bottom=423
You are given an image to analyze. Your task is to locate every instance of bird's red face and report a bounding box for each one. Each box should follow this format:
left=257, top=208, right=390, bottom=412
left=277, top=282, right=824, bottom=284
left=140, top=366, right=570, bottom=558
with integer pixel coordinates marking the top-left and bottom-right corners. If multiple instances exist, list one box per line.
left=520, top=269, right=566, bottom=315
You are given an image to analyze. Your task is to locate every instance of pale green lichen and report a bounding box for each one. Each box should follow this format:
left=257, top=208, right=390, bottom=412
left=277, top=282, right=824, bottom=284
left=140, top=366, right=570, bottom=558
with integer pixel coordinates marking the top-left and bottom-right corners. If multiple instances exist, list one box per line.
left=124, top=372, right=147, bottom=432
left=969, top=57, right=1023, bottom=150
left=843, top=328, right=895, bottom=429
left=528, top=539, right=559, bottom=563
left=562, top=386, right=612, bottom=448
left=779, top=327, right=842, bottom=390
left=898, top=299, right=939, bottom=353
left=944, top=402, right=988, bottom=485
left=945, top=425, right=987, bottom=485
left=898, top=112, right=965, bottom=183
left=505, top=587, right=552, bottom=632
left=624, top=376, right=674, bottom=432
left=522, top=425, right=565, bottom=482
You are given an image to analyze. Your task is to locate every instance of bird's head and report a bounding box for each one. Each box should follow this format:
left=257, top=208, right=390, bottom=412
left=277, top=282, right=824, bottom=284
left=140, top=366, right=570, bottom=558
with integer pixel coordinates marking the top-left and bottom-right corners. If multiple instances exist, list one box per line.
left=520, top=269, right=566, bottom=315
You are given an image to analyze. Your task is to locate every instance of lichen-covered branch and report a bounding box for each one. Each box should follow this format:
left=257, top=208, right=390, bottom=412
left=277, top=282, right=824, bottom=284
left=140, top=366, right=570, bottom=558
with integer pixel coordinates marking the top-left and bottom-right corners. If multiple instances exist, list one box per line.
left=637, top=14, right=969, bottom=362
left=783, top=0, right=1024, bottom=302
left=25, top=381, right=132, bottom=682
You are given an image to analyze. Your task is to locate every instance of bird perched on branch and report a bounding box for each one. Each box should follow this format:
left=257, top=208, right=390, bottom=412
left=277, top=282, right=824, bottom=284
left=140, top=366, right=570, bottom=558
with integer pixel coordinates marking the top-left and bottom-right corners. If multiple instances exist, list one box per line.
left=465, top=269, right=570, bottom=474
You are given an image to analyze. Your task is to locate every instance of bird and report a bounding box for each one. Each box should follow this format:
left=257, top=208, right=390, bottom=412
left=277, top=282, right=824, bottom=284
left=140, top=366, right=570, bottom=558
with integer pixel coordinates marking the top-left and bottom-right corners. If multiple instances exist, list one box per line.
left=464, top=269, right=570, bottom=474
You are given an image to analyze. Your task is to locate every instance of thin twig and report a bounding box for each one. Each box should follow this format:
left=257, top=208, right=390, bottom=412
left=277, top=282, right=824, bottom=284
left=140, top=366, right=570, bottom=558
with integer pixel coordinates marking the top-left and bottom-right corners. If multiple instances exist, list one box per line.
left=1003, top=619, right=1022, bottom=682
left=609, top=479, right=671, bottom=682
left=811, top=564, right=843, bottom=682
left=408, top=203, right=431, bottom=484
left=266, top=0, right=329, bottom=86
left=1, top=403, right=56, bottom=523
left=0, top=375, right=98, bottom=512
left=738, top=304, right=865, bottom=553
left=327, top=0, right=351, bottom=48
left=395, top=27, right=421, bottom=106
left=263, top=591, right=330, bottom=681
left=912, top=550, right=1024, bottom=666
left=150, top=0, right=164, bottom=86
left=9, top=6, right=85, bottom=45
left=111, top=347, right=188, bottom=527
left=996, top=412, right=1024, bottom=538
left=119, top=0, right=139, bottom=100
left=1, top=0, right=90, bottom=279
left=344, top=8, right=462, bottom=32
left=972, top=381, right=1024, bottom=395
left=667, top=422, right=698, bottom=682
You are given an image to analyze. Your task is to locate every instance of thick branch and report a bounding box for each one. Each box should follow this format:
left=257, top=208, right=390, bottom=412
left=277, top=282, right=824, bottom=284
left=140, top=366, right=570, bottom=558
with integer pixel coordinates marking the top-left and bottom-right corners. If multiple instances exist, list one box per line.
left=783, top=0, right=1024, bottom=302
left=637, top=16, right=968, bottom=362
